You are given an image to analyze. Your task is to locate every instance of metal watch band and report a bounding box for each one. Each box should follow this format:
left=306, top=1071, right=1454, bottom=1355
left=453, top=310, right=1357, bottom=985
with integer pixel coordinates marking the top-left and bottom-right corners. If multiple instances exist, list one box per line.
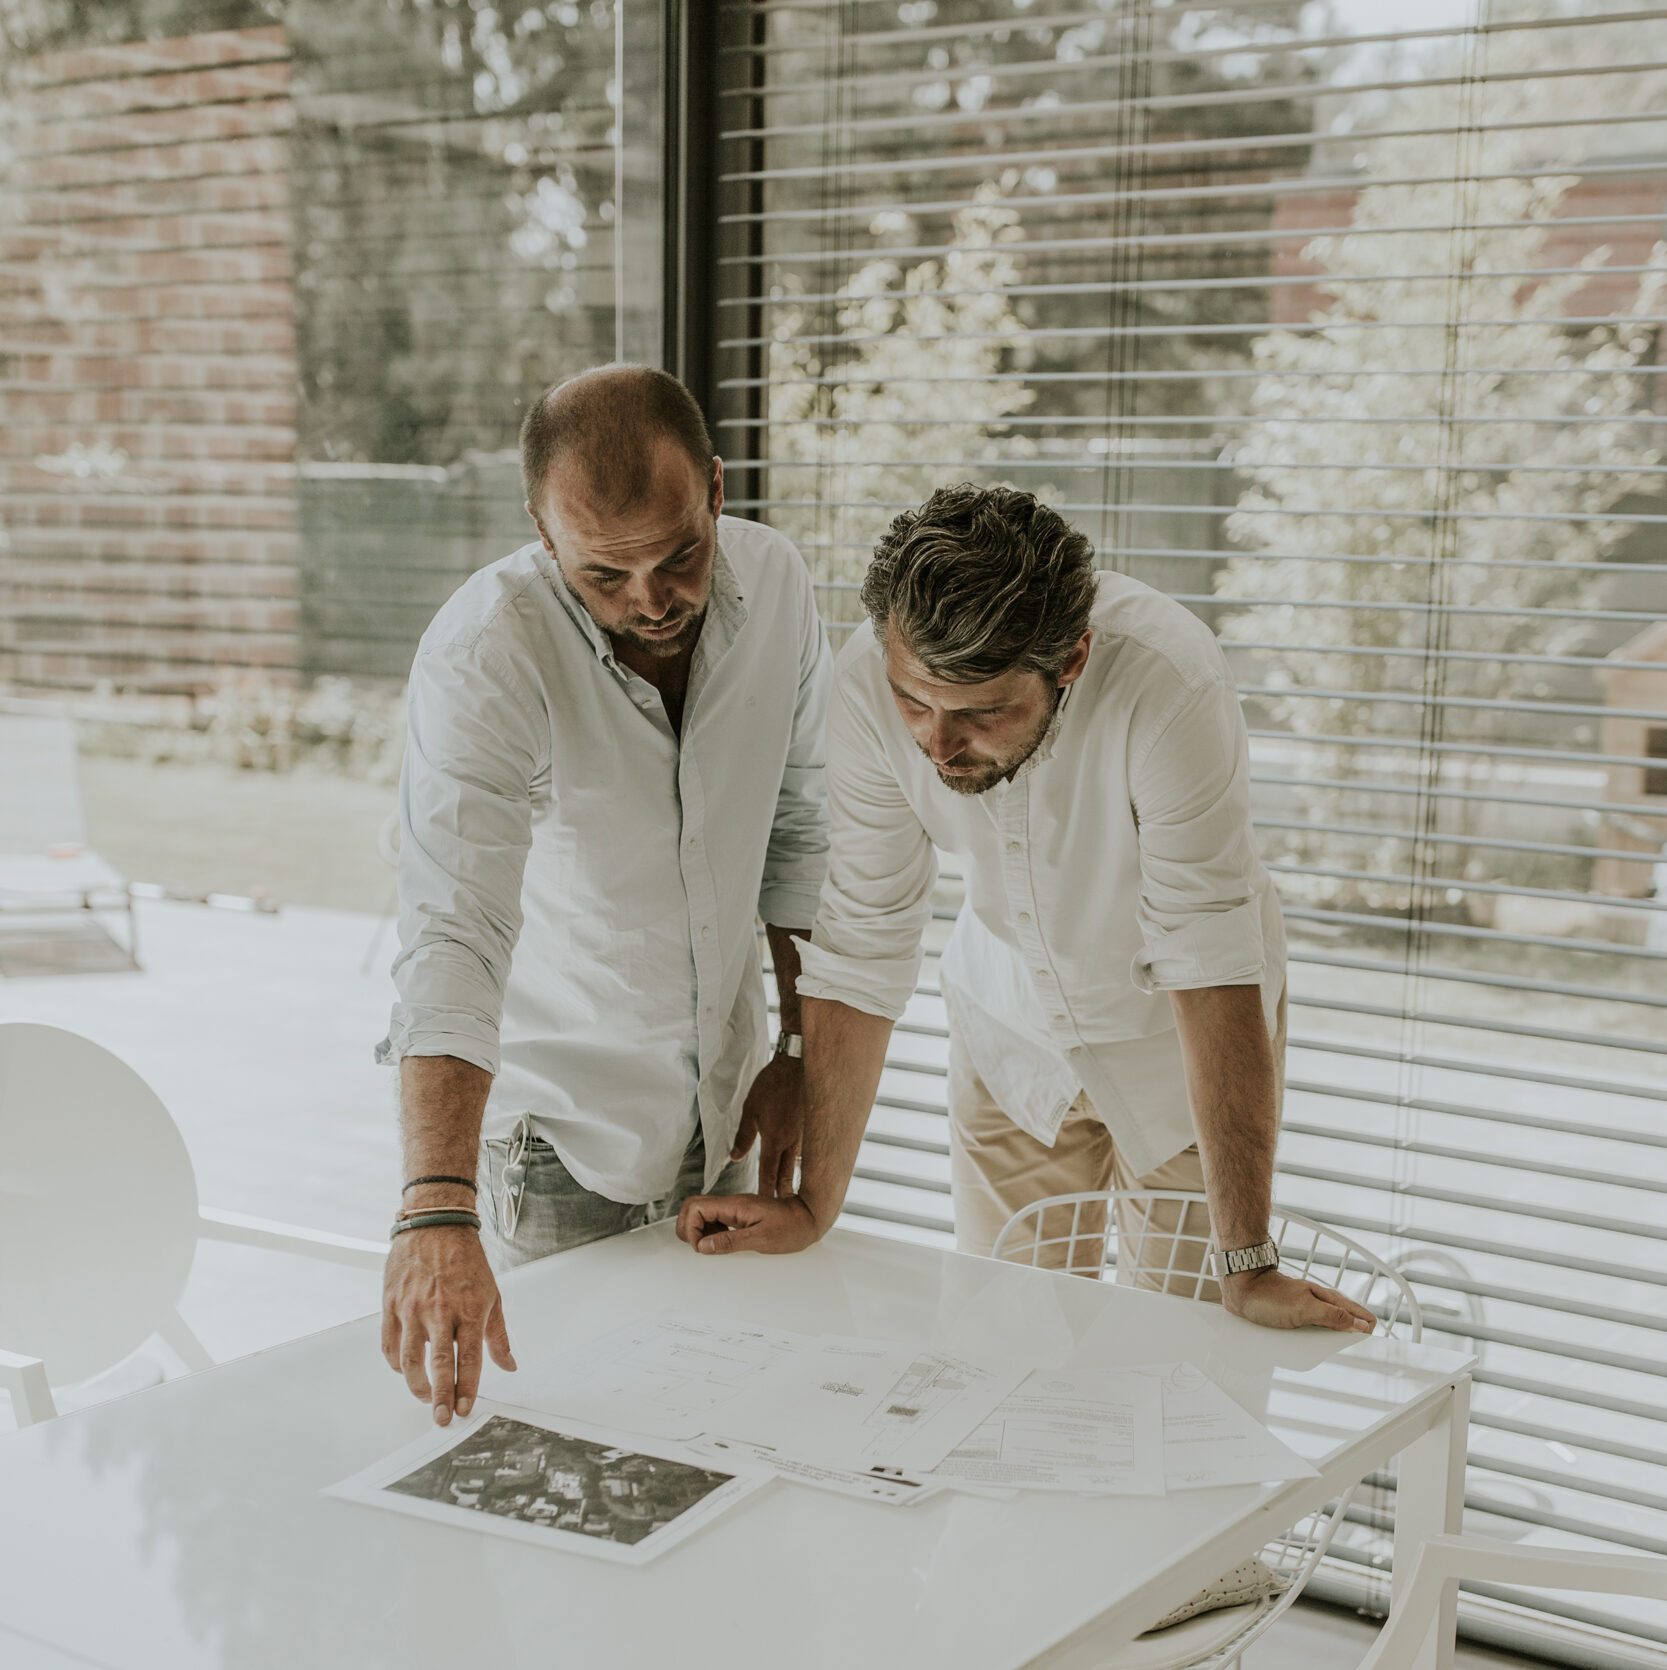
left=1221, top=1238, right=1280, bottom=1276
left=774, top=1031, right=803, bottom=1059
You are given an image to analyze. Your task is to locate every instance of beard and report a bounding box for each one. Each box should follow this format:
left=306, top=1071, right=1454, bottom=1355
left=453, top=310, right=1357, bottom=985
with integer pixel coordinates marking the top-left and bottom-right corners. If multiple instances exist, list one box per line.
left=926, top=690, right=1061, bottom=796
left=612, top=609, right=706, bottom=659
left=557, top=564, right=707, bottom=659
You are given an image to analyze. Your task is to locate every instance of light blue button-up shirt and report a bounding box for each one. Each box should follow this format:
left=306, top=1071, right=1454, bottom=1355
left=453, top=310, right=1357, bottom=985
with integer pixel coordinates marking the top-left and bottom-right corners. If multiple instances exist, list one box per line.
left=382, top=517, right=831, bottom=1201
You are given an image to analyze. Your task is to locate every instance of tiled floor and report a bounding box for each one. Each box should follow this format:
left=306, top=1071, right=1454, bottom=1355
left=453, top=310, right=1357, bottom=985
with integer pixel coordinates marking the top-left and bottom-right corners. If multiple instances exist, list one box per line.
left=1, top=898, right=1559, bottom=1667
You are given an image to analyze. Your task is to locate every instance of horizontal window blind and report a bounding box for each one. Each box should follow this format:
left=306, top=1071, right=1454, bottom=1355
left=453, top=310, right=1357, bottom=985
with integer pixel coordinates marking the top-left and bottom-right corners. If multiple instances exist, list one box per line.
left=715, top=2, right=1667, bottom=1662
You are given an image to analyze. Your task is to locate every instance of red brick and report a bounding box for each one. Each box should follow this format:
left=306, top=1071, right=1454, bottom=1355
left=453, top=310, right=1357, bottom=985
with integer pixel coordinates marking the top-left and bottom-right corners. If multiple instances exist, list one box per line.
left=6, top=174, right=290, bottom=226
left=6, top=134, right=291, bottom=192
left=8, top=60, right=291, bottom=124
left=17, top=28, right=289, bottom=91
left=0, top=282, right=295, bottom=323
left=16, top=99, right=295, bottom=163
left=9, top=208, right=292, bottom=260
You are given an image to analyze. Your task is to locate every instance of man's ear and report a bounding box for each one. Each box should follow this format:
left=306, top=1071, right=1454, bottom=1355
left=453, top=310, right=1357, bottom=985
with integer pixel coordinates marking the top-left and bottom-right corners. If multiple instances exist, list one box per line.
left=709, top=456, right=725, bottom=520
left=526, top=502, right=555, bottom=553
left=1057, top=630, right=1094, bottom=688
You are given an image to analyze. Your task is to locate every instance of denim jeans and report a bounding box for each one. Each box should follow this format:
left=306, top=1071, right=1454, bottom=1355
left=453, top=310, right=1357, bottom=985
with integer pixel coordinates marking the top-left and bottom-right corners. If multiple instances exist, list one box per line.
left=479, top=1113, right=756, bottom=1269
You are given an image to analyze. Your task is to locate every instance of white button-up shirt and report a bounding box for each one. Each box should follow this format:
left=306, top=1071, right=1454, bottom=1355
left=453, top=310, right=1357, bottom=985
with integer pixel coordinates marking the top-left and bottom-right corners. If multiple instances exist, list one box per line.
left=795, top=570, right=1284, bottom=1179
left=381, top=517, right=831, bottom=1202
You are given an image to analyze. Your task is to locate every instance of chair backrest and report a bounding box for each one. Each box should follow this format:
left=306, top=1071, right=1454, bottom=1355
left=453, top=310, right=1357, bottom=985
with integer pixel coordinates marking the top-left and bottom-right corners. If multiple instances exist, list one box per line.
left=0, top=1022, right=200, bottom=1385
left=0, top=716, right=87, bottom=856
left=991, top=1189, right=1422, bottom=1340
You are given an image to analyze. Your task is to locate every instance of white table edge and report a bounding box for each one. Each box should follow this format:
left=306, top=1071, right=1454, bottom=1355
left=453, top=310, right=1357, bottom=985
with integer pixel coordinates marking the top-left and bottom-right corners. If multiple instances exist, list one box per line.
left=1023, top=1365, right=1475, bottom=1670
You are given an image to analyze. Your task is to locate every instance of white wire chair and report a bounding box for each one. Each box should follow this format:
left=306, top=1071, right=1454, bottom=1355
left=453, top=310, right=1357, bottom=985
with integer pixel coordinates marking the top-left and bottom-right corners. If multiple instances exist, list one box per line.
left=991, top=1191, right=1422, bottom=1670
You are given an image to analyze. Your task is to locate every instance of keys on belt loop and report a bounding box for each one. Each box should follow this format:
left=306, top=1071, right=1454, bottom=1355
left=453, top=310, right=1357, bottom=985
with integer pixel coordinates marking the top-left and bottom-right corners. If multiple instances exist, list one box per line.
left=499, top=1113, right=531, bottom=1239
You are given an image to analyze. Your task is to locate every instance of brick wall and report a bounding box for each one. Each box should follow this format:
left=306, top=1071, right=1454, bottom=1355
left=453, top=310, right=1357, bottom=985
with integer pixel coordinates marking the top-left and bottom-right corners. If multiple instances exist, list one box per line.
left=0, top=26, right=300, bottom=698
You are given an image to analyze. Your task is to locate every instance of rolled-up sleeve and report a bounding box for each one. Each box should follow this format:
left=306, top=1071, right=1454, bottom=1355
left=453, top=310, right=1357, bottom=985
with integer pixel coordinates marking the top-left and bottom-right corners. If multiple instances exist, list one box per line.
left=378, top=643, right=547, bottom=1075
left=795, top=662, right=937, bottom=1020
left=1129, top=675, right=1266, bottom=994
left=757, top=561, right=832, bottom=930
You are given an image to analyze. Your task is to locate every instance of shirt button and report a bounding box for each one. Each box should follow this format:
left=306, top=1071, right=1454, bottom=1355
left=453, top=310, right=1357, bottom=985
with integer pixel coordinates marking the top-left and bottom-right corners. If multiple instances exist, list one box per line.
left=700, top=925, right=711, bottom=940
left=1006, top=841, right=1020, bottom=853
left=1054, top=1014, right=1067, bottom=1023
left=1070, top=1046, right=1083, bottom=1056
left=704, top=1007, right=714, bottom=1020
left=1018, top=911, right=1031, bottom=924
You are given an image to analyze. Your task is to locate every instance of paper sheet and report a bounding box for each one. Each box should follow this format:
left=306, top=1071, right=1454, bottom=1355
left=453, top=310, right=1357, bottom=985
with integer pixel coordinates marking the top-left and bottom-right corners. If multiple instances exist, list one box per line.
left=1139, top=1362, right=1319, bottom=1490
left=688, top=1434, right=944, bottom=1507
left=325, top=1402, right=769, bottom=1565
left=516, top=1312, right=814, bottom=1440
left=929, top=1368, right=1166, bottom=1495
left=714, top=1334, right=1035, bottom=1474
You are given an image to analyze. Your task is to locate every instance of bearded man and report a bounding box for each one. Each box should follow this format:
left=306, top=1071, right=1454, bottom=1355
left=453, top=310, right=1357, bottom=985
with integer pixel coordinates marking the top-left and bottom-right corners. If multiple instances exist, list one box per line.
left=379, top=366, right=831, bottom=1424
left=678, top=483, right=1373, bottom=1335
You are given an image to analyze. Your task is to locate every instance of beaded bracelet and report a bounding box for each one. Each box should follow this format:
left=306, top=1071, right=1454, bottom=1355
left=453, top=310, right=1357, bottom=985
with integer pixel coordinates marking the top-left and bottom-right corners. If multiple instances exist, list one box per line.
left=390, top=1209, right=482, bottom=1240
left=402, top=1175, right=477, bottom=1194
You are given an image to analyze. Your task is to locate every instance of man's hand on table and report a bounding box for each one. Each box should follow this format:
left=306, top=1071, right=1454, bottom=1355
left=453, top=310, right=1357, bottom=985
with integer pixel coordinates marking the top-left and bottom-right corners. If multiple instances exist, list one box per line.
left=382, top=1224, right=517, bottom=1425
left=730, top=1052, right=805, bottom=1198
left=1223, top=1266, right=1377, bottom=1333
left=675, top=1192, right=823, bottom=1255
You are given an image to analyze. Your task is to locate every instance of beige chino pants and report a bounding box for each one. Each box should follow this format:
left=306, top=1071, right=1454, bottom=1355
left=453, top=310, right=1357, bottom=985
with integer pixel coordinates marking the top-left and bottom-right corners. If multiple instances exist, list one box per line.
left=947, top=988, right=1287, bottom=1297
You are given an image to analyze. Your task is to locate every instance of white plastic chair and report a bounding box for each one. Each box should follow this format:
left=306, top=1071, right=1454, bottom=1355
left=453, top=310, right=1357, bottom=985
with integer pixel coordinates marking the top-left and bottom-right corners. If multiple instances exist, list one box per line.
left=0, top=715, right=137, bottom=968
left=0, top=1021, right=386, bottom=1427
left=992, top=1191, right=1421, bottom=1670
left=1357, top=1534, right=1667, bottom=1670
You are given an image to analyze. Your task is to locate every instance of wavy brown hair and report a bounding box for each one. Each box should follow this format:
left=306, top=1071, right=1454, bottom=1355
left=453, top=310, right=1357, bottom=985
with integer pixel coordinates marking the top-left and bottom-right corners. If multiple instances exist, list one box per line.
left=861, top=483, right=1097, bottom=682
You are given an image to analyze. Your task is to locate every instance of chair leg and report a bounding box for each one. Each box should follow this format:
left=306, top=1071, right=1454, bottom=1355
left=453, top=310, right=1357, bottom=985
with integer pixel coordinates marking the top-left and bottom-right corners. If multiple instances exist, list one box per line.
left=156, top=1310, right=214, bottom=1373
left=0, top=1350, right=59, bottom=1426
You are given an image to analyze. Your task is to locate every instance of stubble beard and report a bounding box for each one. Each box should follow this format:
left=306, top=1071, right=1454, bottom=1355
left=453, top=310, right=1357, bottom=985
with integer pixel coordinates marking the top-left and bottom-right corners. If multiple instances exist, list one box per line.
left=556, top=563, right=707, bottom=660
left=613, top=610, right=706, bottom=659
left=927, top=689, right=1061, bottom=797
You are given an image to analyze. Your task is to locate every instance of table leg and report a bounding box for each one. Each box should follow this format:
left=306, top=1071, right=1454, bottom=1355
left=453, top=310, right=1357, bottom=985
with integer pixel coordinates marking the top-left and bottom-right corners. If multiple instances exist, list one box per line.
left=1391, top=1375, right=1471, bottom=1670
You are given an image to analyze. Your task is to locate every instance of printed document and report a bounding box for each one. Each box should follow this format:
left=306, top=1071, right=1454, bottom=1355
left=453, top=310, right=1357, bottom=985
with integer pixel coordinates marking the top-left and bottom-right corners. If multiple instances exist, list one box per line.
left=930, top=1368, right=1165, bottom=1494
left=326, top=1402, right=768, bottom=1565
left=688, top=1434, right=943, bottom=1507
left=1139, top=1362, right=1318, bottom=1490
left=516, top=1312, right=813, bottom=1441
left=714, top=1334, right=1034, bottom=1474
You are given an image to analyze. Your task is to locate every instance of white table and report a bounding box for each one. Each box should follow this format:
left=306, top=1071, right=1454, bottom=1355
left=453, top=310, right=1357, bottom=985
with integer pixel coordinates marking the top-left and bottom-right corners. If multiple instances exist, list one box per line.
left=0, top=1221, right=1473, bottom=1670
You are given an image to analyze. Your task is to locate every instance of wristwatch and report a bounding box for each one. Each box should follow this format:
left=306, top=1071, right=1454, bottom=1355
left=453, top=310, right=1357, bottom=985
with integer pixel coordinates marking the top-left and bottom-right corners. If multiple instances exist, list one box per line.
left=1221, top=1238, right=1280, bottom=1277
left=773, top=1031, right=803, bottom=1060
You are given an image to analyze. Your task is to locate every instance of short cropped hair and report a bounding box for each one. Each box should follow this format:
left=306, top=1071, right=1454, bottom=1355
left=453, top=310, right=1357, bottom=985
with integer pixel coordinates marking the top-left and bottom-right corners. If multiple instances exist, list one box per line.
left=519, top=364, right=714, bottom=516
left=861, top=484, right=1098, bottom=682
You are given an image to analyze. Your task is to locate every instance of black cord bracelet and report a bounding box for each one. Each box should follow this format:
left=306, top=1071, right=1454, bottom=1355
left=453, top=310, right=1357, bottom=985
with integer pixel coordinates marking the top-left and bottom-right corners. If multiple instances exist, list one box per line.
left=390, top=1210, right=482, bottom=1239
left=402, top=1175, right=477, bottom=1194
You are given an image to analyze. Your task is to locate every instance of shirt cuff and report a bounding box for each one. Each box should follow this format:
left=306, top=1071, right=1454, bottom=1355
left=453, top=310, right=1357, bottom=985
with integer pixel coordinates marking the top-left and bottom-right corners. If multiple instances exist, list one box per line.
left=377, top=1005, right=501, bottom=1077
left=795, top=938, right=921, bottom=1022
left=1131, top=896, right=1265, bottom=994
left=757, top=878, right=826, bottom=933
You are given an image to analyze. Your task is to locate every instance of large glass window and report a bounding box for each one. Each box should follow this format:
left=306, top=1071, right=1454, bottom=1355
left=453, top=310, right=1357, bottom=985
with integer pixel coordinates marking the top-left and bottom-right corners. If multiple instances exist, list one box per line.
left=711, top=2, right=1667, bottom=1658
left=0, top=0, right=662, bottom=905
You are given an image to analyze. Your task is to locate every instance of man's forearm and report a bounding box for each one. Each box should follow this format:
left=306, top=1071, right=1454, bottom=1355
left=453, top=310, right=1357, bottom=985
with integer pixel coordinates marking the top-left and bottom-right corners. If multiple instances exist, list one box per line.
left=1169, top=983, right=1279, bottom=1254
left=764, top=923, right=810, bottom=1034
left=795, top=995, right=894, bottom=1231
left=399, top=1054, right=494, bottom=1206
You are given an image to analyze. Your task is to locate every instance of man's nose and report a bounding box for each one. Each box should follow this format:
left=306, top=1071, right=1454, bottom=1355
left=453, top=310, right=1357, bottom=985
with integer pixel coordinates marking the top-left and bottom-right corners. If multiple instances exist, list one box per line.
left=926, top=716, right=965, bottom=763
left=632, top=577, right=673, bottom=620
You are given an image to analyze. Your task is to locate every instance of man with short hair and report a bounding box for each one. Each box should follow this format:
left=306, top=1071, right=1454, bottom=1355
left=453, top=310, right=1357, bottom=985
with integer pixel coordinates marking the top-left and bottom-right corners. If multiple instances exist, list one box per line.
left=678, top=483, right=1374, bottom=1334
left=380, top=365, right=832, bottom=1424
